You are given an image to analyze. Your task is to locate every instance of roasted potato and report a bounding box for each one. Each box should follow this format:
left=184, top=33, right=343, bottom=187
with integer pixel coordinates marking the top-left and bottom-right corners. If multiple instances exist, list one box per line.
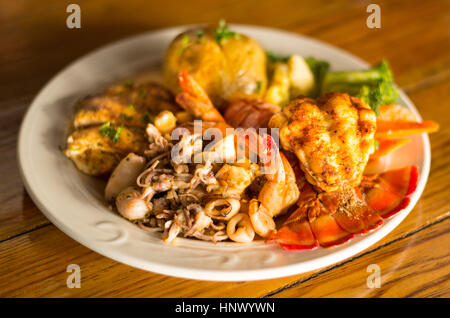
left=163, top=24, right=267, bottom=106
left=264, top=62, right=290, bottom=106
left=288, top=54, right=314, bottom=97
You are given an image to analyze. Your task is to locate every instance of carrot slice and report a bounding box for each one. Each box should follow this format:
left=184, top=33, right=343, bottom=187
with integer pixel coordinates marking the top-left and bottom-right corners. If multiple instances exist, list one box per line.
left=376, top=120, right=440, bottom=139
left=370, top=138, right=411, bottom=159
left=375, top=104, right=439, bottom=139
left=378, top=104, right=418, bottom=122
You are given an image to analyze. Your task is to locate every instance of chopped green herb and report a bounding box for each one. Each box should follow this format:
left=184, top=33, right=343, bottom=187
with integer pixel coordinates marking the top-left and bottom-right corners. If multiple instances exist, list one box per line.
left=374, top=140, right=380, bottom=151
left=99, top=122, right=123, bottom=143
left=100, top=122, right=112, bottom=136
left=141, top=113, right=150, bottom=123
left=254, top=80, right=263, bottom=93
left=123, top=79, right=133, bottom=88
left=266, top=51, right=290, bottom=63
left=196, top=30, right=204, bottom=38
left=120, top=113, right=133, bottom=121
left=127, top=104, right=135, bottom=110
left=215, top=19, right=239, bottom=43
left=178, top=34, right=191, bottom=54
left=138, top=88, right=147, bottom=98
left=114, top=126, right=123, bottom=142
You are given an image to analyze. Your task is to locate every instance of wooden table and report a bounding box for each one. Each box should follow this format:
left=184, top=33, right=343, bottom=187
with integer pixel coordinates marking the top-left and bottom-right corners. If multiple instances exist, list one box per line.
left=1, top=0, right=449, bottom=298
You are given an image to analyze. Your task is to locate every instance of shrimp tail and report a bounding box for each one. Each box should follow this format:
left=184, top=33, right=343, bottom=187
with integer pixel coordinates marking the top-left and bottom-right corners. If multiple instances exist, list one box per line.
left=176, top=70, right=226, bottom=123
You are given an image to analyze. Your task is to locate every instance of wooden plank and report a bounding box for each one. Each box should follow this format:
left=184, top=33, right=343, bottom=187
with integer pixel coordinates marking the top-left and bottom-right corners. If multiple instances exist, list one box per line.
left=269, top=217, right=450, bottom=298
left=0, top=0, right=449, bottom=297
left=0, top=97, right=51, bottom=241
left=0, top=200, right=447, bottom=297
left=0, top=0, right=352, bottom=102
left=291, top=0, right=450, bottom=91
left=0, top=0, right=448, bottom=102
left=0, top=225, right=309, bottom=297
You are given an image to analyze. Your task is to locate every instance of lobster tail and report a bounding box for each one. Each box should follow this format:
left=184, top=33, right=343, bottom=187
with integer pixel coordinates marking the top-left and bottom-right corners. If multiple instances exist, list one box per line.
left=270, top=165, right=419, bottom=250
left=362, top=165, right=419, bottom=218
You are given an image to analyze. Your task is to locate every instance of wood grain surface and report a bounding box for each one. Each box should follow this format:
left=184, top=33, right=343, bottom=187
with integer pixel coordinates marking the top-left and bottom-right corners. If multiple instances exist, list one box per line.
left=0, top=0, right=449, bottom=298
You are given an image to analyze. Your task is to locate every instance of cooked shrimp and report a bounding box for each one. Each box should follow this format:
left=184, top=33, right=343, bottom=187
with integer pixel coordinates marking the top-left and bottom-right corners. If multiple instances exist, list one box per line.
left=176, top=70, right=226, bottom=123
left=243, top=130, right=300, bottom=217
left=245, top=151, right=299, bottom=238
left=175, top=70, right=231, bottom=135
left=257, top=151, right=300, bottom=217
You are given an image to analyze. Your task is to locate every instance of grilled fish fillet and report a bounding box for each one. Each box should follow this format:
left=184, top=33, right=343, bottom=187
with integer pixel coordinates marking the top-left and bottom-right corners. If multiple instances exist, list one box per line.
left=73, top=82, right=179, bottom=129
left=64, top=81, right=179, bottom=176
left=269, top=92, right=377, bottom=192
left=64, top=125, right=147, bottom=176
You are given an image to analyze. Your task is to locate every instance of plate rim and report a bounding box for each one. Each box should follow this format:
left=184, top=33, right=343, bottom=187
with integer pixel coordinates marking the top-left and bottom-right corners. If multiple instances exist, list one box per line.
left=17, top=24, right=431, bottom=281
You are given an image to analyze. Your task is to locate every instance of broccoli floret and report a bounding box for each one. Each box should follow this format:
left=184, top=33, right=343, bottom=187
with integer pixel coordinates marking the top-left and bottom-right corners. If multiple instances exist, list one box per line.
left=266, top=51, right=290, bottom=64
left=304, top=57, right=330, bottom=98
left=321, top=60, right=399, bottom=115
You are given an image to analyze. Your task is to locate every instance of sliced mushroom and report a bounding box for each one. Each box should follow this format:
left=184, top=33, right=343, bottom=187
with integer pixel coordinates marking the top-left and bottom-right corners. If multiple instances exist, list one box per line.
left=105, top=153, right=146, bottom=202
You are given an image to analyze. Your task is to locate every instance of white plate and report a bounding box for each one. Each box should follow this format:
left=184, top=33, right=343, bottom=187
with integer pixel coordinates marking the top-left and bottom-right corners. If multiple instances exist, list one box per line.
left=18, top=25, right=431, bottom=281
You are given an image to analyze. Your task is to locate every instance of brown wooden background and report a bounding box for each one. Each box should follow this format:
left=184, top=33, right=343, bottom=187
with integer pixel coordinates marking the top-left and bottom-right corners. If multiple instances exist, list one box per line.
left=0, top=0, right=449, bottom=297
